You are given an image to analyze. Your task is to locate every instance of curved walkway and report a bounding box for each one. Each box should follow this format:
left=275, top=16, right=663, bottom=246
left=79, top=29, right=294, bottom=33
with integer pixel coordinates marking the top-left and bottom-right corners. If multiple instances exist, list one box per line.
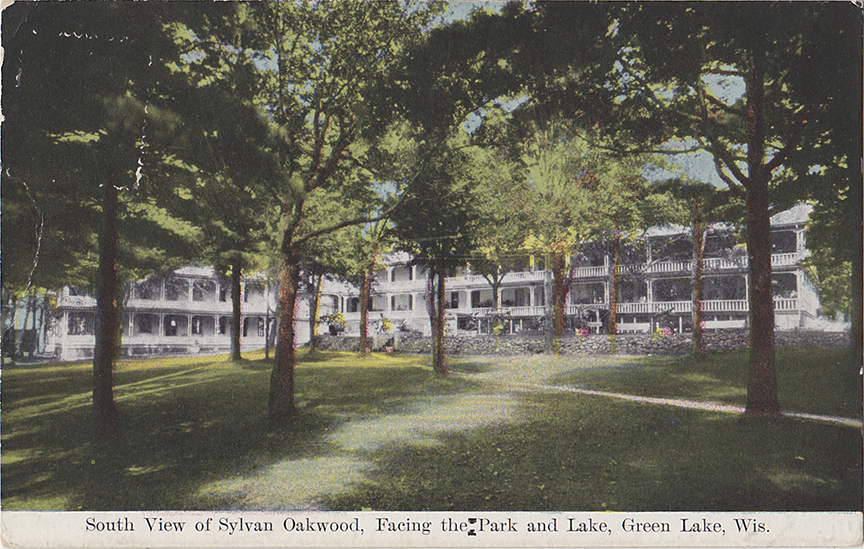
left=466, top=354, right=863, bottom=430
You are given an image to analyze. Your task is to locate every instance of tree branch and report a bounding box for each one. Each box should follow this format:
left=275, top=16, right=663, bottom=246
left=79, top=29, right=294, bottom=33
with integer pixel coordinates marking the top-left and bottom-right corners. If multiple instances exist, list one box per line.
left=293, top=199, right=400, bottom=249
left=704, top=139, right=747, bottom=199
left=702, top=89, right=747, bottom=117
left=765, top=119, right=807, bottom=173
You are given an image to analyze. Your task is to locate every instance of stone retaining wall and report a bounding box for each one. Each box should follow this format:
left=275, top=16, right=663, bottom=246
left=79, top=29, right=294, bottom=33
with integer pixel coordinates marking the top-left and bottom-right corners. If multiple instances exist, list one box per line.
left=314, top=330, right=851, bottom=356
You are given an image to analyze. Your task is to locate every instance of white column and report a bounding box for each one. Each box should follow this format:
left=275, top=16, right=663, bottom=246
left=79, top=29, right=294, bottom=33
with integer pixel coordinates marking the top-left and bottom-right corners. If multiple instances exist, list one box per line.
left=411, top=265, right=417, bottom=281
left=159, top=313, right=165, bottom=336
left=188, top=280, right=194, bottom=301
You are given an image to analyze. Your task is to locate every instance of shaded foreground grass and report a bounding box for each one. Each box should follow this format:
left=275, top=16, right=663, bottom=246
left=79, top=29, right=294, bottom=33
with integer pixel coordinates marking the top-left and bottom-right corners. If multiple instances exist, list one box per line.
left=1, top=348, right=861, bottom=511
left=1, top=350, right=472, bottom=510
left=326, top=391, right=861, bottom=511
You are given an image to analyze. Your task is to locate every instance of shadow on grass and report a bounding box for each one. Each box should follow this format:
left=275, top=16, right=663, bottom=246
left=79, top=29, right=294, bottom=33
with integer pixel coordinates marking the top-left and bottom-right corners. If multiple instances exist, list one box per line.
left=324, top=390, right=863, bottom=512
left=1, top=352, right=480, bottom=510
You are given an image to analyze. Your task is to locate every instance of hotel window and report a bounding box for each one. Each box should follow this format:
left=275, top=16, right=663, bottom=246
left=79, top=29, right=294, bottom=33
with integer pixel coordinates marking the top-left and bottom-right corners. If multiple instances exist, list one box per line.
left=68, top=312, right=95, bottom=335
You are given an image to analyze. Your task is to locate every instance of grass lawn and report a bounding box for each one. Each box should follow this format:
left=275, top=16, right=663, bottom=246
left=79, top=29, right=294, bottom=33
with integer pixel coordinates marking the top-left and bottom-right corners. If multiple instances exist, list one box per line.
left=1, top=350, right=473, bottom=510
left=1, top=347, right=861, bottom=511
left=549, top=347, right=863, bottom=419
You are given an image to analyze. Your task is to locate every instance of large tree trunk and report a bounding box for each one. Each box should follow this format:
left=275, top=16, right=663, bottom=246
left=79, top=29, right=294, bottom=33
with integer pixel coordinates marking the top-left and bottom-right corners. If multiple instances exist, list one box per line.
left=18, top=296, right=32, bottom=359
left=742, top=54, right=780, bottom=419
left=426, top=269, right=437, bottom=356
left=265, top=282, right=273, bottom=359
left=93, top=178, right=121, bottom=439
left=744, top=183, right=779, bottom=418
left=268, top=252, right=300, bottom=421
left=551, top=252, right=567, bottom=354
left=230, top=257, right=242, bottom=362
left=359, top=268, right=370, bottom=356
left=308, top=269, right=323, bottom=352
left=850, top=180, right=863, bottom=362
left=692, top=201, right=706, bottom=362
left=433, top=257, right=447, bottom=374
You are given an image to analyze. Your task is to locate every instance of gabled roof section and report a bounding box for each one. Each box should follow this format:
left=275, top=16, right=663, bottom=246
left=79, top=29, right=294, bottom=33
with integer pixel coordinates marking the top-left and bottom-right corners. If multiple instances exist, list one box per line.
left=770, top=203, right=813, bottom=227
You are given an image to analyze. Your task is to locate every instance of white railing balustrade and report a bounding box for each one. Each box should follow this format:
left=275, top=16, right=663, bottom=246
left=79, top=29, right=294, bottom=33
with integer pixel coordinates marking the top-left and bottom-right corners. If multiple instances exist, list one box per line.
left=571, top=266, right=608, bottom=278
left=770, top=252, right=799, bottom=266
left=702, top=300, right=748, bottom=312
left=773, top=298, right=799, bottom=311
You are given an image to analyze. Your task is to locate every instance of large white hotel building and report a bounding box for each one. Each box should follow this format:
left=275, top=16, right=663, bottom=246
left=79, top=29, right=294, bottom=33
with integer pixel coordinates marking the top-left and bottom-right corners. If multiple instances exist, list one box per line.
left=46, top=204, right=822, bottom=360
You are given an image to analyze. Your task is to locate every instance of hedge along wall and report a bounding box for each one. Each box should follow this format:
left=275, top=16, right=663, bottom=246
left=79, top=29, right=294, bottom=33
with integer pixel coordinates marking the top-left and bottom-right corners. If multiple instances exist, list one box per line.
left=314, top=331, right=851, bottom=356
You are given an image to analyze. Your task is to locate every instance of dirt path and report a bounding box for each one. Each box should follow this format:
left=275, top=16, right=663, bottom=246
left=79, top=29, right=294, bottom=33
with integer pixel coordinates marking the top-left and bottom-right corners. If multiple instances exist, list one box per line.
left=193, top=355, right=583, bottom=509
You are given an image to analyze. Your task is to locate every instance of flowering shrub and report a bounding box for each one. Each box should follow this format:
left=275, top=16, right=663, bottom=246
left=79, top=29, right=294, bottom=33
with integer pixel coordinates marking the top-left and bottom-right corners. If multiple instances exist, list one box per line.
left=653, top=326, right=674, bottom=339
left=576, top=328, right=590, bottom=338
left=321, top=311, right=346, bottom=334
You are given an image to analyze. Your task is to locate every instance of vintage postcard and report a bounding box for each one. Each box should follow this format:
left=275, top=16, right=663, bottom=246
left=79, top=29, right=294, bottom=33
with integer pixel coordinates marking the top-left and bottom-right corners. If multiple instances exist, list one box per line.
left=1, top=1, right=861, bottom=547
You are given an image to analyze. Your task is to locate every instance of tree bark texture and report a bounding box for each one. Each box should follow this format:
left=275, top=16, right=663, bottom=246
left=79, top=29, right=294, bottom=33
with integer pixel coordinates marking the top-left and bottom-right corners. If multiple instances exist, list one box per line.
left=93, top=178, right=121, bottom=439
left=268, top=254, right=300, bottom=421
left=433, top=257, right=447, bottom=374
left=308, top=269, right=323, bottom=352
left=691, top=201, right=706, bottom=362
left=744, top=183, right=780, bottom=417
left=743, top=54, right=780, bottom=419
left=426, top=269, right=437, bottom=360
left=230, top=257, right=242, bottom=362
left=850, top=178, right=863, bottom=362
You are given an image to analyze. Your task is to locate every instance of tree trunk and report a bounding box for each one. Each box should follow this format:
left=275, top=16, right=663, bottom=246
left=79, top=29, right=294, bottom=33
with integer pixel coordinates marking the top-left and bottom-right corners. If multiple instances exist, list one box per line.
left=308, top=269, right=323, bottom=352
left=265, top=282, right=272, bottom=360
left=268, top=252, right=300, bottom=421
left=850, top=180, right=863, bottom=362
left=742, top=53, right=780, bottom=419
left=433, top=256, right=447, bottom=374
left=608, top=228, right=621, bottom=350
left=692, top=201, right=706, bottom=362
left=744, top=183, right=780, bottom=418
left=6, top=294, right=17, bottom=362
left=17, top=295, right=32, bottom=360
left=491, top=274, right=502, bottom=335
left=93, top=178, right=121, bottom=439
left=551, top=252, right=567, bottom=354
left=359, top=268, right=370, bottom=356
left=230, top=257, right=242, bottom=362
left=426, top=268, right=437, bottom=357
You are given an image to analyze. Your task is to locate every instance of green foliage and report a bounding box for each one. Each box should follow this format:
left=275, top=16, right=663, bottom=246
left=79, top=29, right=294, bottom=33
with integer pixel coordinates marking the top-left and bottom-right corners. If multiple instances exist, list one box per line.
left=321, top=311, right=347, bottom=332
left=806, top=261, right=852, bottom=321
left=1, top=3, right=208, bottom=295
